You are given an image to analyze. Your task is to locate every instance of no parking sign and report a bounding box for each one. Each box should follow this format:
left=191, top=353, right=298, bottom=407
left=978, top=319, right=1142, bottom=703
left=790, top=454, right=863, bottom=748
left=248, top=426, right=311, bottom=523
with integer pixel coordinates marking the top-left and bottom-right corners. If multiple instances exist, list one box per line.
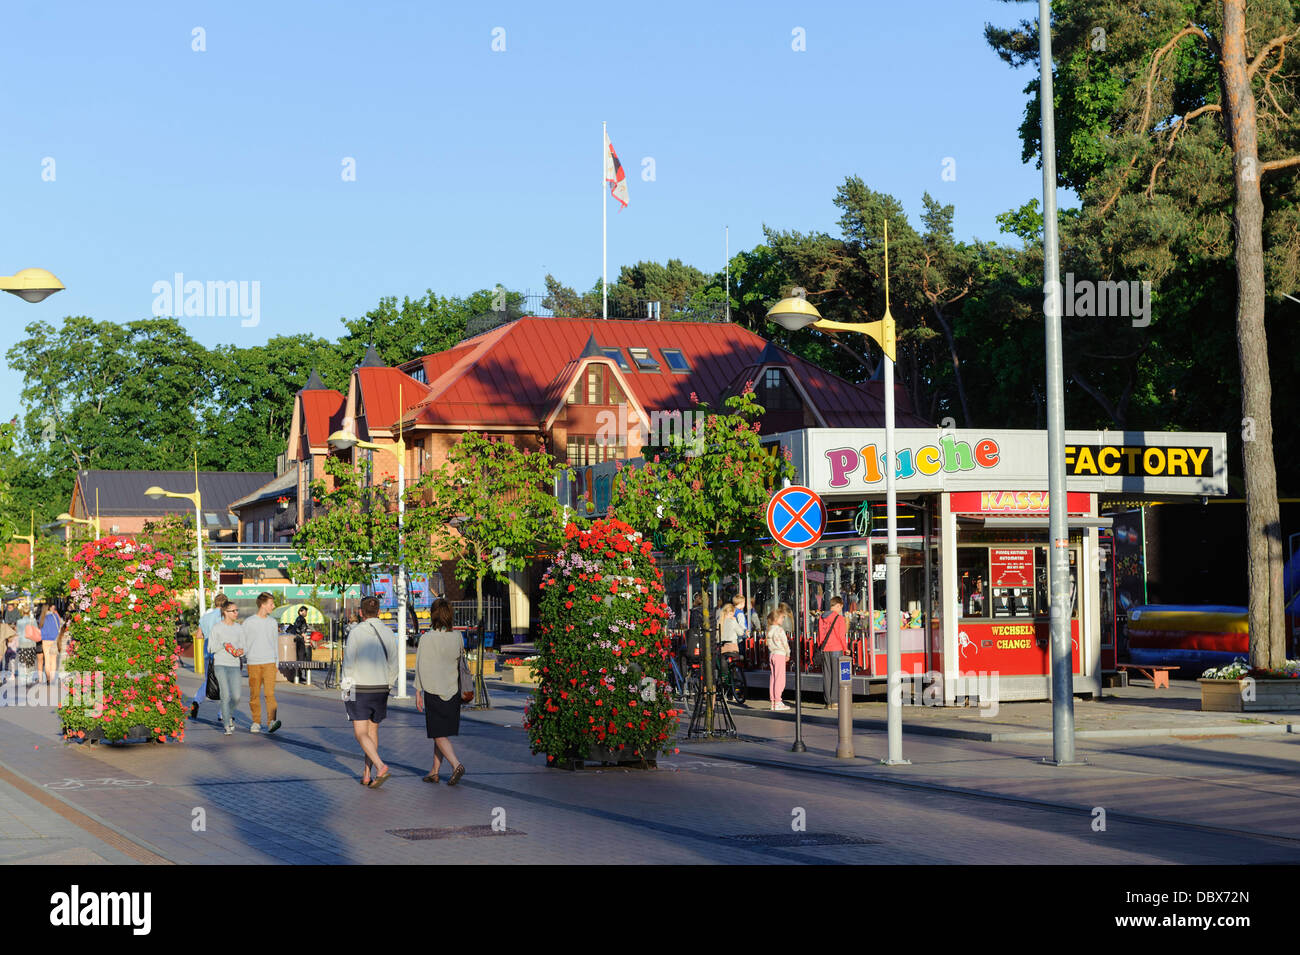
left=766, top=486, right=826, bottom=550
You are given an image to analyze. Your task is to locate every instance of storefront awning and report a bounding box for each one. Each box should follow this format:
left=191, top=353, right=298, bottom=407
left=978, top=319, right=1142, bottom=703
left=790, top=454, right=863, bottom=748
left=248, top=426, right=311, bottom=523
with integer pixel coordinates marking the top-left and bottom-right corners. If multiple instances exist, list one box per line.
left=956, top=516, right=1113, bottom=529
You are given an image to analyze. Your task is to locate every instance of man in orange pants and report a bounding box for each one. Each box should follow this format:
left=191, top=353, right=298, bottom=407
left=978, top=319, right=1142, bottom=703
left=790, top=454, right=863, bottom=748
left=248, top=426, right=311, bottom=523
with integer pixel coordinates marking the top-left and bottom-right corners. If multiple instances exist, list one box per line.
left=242, top=592, right=282, bottom=734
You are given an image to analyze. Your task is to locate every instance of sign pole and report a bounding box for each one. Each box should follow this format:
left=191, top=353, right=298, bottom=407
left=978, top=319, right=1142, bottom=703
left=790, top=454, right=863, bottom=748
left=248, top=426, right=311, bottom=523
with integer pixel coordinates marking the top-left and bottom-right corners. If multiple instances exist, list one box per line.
left=792, top=550, right=806, bottom=753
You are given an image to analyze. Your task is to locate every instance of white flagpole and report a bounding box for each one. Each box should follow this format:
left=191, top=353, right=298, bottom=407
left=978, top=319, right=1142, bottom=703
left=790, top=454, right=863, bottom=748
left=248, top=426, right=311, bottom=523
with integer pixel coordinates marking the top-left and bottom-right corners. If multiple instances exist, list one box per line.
left=725, top=226, right=730, bottom=322
left=602, top=121, right=608, bottom=320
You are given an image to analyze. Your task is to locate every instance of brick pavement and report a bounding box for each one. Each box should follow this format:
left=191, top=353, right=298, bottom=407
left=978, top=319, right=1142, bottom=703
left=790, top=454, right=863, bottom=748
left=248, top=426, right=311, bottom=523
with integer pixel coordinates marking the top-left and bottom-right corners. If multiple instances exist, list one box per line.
left=0, top=668, right=1296, bottom=864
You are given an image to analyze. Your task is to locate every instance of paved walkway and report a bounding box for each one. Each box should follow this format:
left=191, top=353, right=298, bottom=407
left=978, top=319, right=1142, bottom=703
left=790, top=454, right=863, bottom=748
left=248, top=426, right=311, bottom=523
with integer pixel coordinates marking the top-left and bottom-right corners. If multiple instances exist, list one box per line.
left=0, top=668, right=1296, bottom=864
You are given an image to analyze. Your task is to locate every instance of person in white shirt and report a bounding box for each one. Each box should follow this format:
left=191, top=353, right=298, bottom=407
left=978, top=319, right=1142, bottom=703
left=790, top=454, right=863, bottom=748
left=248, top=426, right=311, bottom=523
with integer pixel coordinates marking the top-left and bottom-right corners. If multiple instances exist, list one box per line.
left=211, top=603, right=247, bottom=735
left=241, top=592, right=282, bottom=734
left=765, top=608, right=791, bottom=711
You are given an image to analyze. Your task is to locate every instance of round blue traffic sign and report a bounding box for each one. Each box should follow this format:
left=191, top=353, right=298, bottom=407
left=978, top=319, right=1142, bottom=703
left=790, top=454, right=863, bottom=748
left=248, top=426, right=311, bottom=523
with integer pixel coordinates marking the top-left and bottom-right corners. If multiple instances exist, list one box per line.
left=766, top=486, right=826, bottom=549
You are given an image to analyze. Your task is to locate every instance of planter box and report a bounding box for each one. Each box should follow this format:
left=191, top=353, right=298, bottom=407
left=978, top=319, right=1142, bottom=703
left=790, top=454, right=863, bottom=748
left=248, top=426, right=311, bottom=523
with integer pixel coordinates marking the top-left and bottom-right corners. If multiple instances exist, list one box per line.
left=501, top=665, right=537, bottom=684
left=549, top=744, right=658, bottom=770
left=1200, top=677, right=1300, bottom=712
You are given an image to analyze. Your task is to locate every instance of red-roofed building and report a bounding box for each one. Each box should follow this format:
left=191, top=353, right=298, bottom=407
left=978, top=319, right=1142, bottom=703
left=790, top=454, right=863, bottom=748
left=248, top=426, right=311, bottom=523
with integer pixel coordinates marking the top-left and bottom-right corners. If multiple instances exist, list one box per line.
left=274, top=316, right=927, bottom=636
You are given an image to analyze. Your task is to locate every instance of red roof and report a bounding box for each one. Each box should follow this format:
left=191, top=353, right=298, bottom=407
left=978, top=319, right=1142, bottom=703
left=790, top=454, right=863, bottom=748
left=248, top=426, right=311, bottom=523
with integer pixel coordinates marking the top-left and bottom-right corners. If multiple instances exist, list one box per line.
left=394, top=317, right=925, bottom=429
left=356, top=367, right=430, bottom=433
left=300, top=390, right=346, bottom=448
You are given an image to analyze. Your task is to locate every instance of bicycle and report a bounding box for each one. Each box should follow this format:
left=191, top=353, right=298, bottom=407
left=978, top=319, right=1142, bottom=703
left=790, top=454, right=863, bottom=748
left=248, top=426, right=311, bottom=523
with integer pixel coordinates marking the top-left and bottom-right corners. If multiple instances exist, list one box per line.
left=714, top=645, right=747, bottom=707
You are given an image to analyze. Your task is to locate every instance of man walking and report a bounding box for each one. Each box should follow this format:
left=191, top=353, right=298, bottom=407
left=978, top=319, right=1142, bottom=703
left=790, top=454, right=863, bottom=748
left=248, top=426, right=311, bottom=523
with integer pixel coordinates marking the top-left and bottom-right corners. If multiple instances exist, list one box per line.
left=242, top=592, right=282, bottom=734
left=817, top=596, right=849, bottom=710
left=190, top=593, right=228, bottom=721
left=343, top=596, right=400, bottom=788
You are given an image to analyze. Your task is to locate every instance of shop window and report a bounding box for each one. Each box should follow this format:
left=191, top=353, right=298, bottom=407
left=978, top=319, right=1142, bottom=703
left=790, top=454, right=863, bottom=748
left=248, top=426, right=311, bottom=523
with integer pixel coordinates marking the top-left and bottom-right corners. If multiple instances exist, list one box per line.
left=1033, top=546, right=1079, bottom=620
left=957, top=547, right=990, bottom=619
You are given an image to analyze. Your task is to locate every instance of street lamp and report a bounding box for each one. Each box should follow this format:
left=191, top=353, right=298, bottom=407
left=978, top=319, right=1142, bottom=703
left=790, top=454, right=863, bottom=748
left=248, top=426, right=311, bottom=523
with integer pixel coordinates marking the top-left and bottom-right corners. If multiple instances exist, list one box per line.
left=57, top=489, right=101, bottom=541
left=0, top=268, right=64, bottom=303
left=13, top=511, right=36, bottom=608
left=144, top=448, right=207, bottom=619
left=767, top=224, right=908, bottom=766
left=328, top=396, right=409, bottom=700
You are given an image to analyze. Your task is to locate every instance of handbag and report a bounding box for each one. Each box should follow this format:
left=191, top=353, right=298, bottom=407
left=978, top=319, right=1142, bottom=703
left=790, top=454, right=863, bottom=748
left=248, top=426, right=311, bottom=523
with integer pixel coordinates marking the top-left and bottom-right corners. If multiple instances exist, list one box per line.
left=205, top=664, right=220, bottom=701
left=458, top=652, right=474, bottom=703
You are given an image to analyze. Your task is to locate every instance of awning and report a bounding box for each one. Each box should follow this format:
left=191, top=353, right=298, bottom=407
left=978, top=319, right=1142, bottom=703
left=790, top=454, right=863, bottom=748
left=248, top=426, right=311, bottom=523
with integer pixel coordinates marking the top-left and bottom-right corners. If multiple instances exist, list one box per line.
left=956, top=516, right=1113, bottom=529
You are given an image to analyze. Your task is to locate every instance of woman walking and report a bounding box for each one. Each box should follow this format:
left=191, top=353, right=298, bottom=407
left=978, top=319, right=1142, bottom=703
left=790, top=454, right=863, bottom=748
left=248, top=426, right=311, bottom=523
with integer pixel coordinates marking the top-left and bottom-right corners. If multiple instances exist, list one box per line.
left=39, top=603, right=62, bottom=686
left=415, top=598, right=467, bottom=786
left=15, top=603, right=38, bottom=685
left=211, top=602, right=247, bottom=735
left=766, top=608, right=791, bottom=711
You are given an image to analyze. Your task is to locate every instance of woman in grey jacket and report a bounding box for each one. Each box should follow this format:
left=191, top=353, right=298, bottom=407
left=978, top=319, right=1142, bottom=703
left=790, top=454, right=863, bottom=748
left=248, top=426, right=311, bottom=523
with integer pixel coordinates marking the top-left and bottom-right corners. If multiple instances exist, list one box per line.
left=343, top=596, right=401, bottom=788
left=414, top=598, right=466, bottom=785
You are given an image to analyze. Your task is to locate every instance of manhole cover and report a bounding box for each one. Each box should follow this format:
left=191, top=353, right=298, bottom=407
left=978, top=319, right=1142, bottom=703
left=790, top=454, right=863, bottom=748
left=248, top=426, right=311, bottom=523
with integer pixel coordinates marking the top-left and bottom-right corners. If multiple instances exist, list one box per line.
left=728, top=833, right=878, bottom=847
left=387, top=826, right=525, bottom=841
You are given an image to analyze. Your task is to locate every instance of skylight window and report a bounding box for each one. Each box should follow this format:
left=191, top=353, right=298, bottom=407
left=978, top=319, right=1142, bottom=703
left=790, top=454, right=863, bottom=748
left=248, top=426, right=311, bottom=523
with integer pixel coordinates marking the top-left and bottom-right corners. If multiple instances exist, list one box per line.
left=601, top=348, right=631, bottom=371
left=661, top=348, right=690, bottom=373
left=628, top=347, right=660, bottom=372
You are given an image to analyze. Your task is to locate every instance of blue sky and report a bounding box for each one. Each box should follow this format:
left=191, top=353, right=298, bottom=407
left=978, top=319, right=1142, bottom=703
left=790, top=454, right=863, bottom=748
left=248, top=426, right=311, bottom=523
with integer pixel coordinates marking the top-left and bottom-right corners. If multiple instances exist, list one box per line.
left=0, top=0, right=1060, bottom=421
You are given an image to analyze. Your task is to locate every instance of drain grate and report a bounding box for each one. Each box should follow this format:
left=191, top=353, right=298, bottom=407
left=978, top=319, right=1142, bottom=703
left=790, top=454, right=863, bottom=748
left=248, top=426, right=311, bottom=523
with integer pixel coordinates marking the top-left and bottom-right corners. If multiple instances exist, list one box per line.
left=387, top=825, right=525, bottom=841
left=728, top=833, right=878, bottom=847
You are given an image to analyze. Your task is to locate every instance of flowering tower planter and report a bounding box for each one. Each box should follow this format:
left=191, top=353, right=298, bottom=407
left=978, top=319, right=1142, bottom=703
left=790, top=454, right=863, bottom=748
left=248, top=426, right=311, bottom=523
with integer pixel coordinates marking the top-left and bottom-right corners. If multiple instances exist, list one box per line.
left=59, top=537, right=186, bottom=744
left=525, top=519, right=677, bottom=768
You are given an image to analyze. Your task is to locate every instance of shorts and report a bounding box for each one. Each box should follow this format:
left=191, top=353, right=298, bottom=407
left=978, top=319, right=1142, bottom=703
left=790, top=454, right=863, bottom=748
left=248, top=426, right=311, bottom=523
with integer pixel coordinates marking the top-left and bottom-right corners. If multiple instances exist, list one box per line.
left=345, top=691, right=389, bottom=723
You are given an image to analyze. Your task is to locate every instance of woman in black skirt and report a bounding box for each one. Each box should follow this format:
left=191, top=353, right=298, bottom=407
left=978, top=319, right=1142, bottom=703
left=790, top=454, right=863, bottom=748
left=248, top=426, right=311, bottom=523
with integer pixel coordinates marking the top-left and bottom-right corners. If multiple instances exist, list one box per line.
left=414, top=599, right=467, bottom=785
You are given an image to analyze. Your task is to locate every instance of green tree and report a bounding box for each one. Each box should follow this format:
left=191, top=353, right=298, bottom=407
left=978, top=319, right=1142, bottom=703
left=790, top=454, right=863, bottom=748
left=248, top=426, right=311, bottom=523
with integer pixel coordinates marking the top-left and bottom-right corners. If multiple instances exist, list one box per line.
left=406, top=432, right=570, bottom=702
left=138, top=514, right=223, bottom=615
left=987, top=0, right=1300, bottom=666
left=291, top=456, right=402, bottom=597
left=610, top=388, right=795, bottom=732
left=337, top=288, right=525, bottom=365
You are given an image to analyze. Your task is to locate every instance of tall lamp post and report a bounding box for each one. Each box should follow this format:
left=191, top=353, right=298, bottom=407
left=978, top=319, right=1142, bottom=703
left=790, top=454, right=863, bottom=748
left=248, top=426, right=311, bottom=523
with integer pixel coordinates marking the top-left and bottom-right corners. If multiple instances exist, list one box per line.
left=1036, top=0, right=1078, bottom=765
left=13, top=511, right=36, bottom=609
left=144, top=448, right=208, bottom=622
left=328, top=401, right=408, bottom=700
left=767, top=225, right=909, bottom=766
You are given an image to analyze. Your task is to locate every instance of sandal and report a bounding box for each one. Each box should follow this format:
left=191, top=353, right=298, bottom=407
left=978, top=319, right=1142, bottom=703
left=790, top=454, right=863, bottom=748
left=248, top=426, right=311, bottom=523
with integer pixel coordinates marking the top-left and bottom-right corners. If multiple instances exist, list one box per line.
left=447, top=764, right=465, bottom=786
left=422, top=772, right=440, bottom=784
left=367, top=769, right=391, bottom=789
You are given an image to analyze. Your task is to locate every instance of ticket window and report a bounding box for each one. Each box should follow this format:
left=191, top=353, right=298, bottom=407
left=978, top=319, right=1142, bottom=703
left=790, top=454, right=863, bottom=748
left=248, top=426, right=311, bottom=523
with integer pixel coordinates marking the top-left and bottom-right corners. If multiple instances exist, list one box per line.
left=958, top=544, right=1080, bottom=622
left=1033, top=546, right=1078, bottom=620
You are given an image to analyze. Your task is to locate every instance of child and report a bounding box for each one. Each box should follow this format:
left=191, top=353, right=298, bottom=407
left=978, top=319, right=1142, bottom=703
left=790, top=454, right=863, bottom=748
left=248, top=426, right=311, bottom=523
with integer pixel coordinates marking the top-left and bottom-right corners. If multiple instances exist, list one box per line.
left=766, top=608, right=791, bottom=711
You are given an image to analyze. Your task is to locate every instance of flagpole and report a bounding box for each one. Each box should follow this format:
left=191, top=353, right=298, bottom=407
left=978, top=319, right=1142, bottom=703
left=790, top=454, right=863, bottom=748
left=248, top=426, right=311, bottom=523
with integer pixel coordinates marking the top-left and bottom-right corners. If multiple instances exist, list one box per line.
left=602, top=120, right=608, bottom=321
left=725, top=226, right=730, bottom=322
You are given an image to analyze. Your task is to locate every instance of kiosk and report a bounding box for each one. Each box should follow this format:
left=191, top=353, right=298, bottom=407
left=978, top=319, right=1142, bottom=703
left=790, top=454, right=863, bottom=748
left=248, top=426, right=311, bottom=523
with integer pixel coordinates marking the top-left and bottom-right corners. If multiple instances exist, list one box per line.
left=765, top=428, right=1228, bottom=704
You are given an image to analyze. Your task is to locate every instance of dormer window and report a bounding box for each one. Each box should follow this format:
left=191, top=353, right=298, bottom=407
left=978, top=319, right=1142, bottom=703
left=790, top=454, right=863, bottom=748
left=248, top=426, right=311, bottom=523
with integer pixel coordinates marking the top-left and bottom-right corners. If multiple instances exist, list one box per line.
left=761, top=367, right=800, bottom=411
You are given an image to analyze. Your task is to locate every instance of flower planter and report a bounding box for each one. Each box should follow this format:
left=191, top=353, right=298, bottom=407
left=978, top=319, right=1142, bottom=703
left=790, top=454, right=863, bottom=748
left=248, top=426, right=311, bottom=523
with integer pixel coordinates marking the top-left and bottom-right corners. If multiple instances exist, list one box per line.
left=548, top=743, right=658, bottom=770
left=1199, top=677, right=1300, bottom=712
left=502, top=664, right=536, bottom=684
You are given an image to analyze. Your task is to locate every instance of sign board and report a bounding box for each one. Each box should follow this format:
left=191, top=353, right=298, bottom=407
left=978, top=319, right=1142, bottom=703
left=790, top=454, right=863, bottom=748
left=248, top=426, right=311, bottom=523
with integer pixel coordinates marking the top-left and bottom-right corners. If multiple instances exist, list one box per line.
left=839, top=658, right=853, bottom=684
left=372, top=573, right=396, bottom=611
left=217, top=548, right=305, bottom=570
left=776, top=429, right=1229, bottom=497
left=766, top=486, right=826, bottom=549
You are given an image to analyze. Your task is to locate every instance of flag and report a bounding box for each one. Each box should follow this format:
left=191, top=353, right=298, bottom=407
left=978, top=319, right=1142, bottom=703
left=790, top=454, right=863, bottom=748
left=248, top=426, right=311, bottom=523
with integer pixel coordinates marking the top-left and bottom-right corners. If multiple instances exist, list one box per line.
left=604, top=130, right=628, bottom=208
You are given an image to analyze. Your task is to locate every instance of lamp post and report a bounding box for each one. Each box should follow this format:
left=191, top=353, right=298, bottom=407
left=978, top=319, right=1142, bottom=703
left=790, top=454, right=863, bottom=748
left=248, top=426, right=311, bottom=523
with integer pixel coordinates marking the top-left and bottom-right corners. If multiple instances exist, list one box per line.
left=328, top=401, right=408, bottom=700
left=57, top=489, right=101, bottom=541
left=767, top=226, right=909, bottom=766
left=144, top=449, right=207, bottom=620
left=13, top=511, right=36, bottom=609
left=0, top=268, right=64, bottom=303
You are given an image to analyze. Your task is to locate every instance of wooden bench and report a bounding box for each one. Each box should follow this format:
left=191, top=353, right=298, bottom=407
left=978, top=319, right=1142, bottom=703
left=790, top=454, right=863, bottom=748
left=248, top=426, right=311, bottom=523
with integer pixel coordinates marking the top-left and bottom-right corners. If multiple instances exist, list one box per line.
left=1116, top=663, right=1179, bottom=689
